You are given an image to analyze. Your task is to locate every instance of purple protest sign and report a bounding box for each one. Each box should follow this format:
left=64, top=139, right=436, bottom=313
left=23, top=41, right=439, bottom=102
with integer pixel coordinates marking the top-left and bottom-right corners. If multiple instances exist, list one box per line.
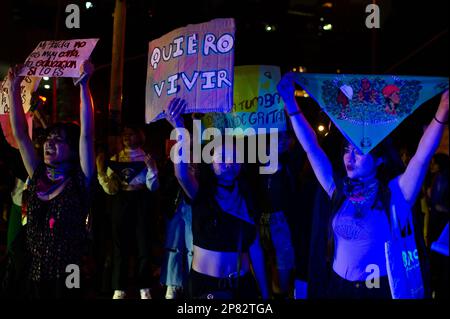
left=146, top=18, right=235, bottom=123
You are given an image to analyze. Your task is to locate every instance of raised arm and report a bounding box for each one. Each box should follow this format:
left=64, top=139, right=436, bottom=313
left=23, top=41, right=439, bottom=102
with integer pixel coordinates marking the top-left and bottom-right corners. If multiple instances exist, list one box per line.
left=7, top=66, right=39, bottom=177
left=78, top=61, right=95, bottom=182
left=277, top=73, right=335, bottom=197
left=165, top=98, right=199, bottom=199
left=399, top=90, right=449, bottom=204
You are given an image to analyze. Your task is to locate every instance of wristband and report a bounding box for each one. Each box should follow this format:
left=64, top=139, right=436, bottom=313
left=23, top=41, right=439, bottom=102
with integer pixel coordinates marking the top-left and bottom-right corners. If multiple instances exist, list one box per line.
left=434, top=115, right=448, bottom=125
left=288, top=110, right=302, bottom=117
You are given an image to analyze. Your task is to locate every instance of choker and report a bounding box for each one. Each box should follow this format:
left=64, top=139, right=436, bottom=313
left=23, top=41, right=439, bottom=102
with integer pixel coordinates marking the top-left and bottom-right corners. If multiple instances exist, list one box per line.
left=217, top=182, right=236, bottom=192
left=343, top=177, right=379, bottom=213
left=45, top=165, right=69, bottom=182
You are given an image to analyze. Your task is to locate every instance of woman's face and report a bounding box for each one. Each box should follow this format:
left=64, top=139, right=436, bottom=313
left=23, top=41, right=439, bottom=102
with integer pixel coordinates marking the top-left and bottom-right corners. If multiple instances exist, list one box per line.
left=122, top=128, right=140, bottom=149
left=43, top=131, right=71, bottom=165
left=343, top=144, right=378, bottom=179
left=212, top=151, right=241, bottom=184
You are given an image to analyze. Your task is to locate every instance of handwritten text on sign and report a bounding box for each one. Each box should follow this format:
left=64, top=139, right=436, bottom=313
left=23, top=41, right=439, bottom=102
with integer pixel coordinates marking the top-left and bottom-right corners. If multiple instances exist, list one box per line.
left=0, top=77, right=39, bottom=148
left=19, top=38, right=99, bottom=78
left=145, top=18, right=235, bottom=123
left=202, top=65, right=287, bottom=136
left=1, top=76, right=41, bottom=115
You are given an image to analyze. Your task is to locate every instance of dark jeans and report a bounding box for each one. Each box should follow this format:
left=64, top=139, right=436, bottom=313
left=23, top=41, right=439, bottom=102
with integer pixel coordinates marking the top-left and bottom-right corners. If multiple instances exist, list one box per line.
left=111, top=190, right=153, bottom=290
left=326, top=270, right=391, bottom=299
left=188, top=269, right=259, bottom=299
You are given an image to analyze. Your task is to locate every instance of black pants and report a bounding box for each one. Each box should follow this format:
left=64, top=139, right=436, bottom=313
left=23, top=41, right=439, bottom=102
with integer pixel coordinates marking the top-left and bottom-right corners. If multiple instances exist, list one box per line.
left=111, top=190, right=153, bottom=290
left=188, top=269, right=259, bottom=299
left=326, top=270, right=391, bottom=299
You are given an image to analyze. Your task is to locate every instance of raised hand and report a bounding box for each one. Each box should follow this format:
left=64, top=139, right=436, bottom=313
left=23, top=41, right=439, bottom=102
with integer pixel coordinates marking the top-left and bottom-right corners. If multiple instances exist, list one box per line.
left=277, top=72, right=299, bottom=114
left=6, top=65, right=25, bottom=93
left=165, top=98, right=187, bottom=128
left=77, top=60, right=95, bottom=86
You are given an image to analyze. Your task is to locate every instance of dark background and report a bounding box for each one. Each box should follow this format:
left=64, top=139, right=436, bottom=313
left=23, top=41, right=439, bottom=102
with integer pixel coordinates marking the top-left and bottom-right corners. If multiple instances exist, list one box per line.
left=0, top=0, right=448, bottom=154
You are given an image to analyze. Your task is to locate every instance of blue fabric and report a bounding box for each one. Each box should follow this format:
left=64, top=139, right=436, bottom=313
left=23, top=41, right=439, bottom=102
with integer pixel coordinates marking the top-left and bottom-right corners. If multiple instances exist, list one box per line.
left=260, top=211, right=295, bottom=271
left=292, top=73, right=448, bottom=154
left=160, top=198, right=193, bottom=288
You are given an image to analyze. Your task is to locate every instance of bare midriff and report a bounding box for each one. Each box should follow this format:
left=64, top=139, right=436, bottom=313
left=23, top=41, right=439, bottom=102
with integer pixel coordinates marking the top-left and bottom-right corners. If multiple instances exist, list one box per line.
left=192, top=245, right=251, bottom=278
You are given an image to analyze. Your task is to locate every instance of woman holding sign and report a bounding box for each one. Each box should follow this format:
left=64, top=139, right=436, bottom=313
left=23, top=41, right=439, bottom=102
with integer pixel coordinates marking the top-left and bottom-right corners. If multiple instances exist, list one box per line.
left=165, top=98, right=270, bottom=299
left=96, top=125, right=159, bottom=300
left=277, top=72, right=448, bottom=299
left=7, top=61, right=95, bottom=299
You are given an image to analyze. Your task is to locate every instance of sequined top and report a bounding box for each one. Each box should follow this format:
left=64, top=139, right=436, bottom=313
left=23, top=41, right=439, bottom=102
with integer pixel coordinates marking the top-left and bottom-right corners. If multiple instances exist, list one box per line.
left=26, top=164, right=91, bottom=282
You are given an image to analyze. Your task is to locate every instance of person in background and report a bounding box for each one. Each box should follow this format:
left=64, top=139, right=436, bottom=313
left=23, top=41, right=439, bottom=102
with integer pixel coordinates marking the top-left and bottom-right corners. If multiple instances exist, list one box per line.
left=97, top=125, right=159, bottom=299
left=257, top=131, right=299, bottom=299
left=427, top=152, right=449, bottom=299
left=159, top=140, right=194, bottom=299
left=427, top=153, right=449, bottom=245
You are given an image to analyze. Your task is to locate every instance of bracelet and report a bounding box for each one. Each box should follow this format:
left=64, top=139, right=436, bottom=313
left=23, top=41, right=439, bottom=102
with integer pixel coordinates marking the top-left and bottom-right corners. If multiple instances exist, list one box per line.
left=434, top=115, right=448, bottom=125
left=288, top=110, right=302, bottom=117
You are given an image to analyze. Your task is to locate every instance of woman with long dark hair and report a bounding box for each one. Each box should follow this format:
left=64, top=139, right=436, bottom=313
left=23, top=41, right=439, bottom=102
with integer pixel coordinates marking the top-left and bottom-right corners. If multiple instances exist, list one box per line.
left=164, top=98, right=269, bottom=299
left=7, top=61, right=95, bottom=299
left=277, top=72, right=448, bottom=298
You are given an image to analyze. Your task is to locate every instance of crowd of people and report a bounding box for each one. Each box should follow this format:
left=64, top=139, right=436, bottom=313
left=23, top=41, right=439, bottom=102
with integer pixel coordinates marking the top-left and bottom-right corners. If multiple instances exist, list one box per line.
left=0, top=62, right=448, bottom=300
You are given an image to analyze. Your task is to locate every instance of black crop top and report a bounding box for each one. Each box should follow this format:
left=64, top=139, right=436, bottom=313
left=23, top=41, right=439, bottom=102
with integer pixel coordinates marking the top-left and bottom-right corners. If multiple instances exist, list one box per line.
left=191, top=185, right=257, bottom=253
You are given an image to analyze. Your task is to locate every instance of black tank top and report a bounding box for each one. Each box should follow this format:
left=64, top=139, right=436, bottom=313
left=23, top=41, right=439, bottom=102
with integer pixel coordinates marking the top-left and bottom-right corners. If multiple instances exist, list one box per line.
left=191, top=184, right=257, bottom=252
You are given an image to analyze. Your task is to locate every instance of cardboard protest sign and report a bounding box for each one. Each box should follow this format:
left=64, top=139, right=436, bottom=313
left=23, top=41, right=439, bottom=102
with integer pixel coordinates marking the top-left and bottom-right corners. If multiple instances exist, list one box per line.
left=0, top=76, right=40, bottom=148
left=202, top=65, right=287, bottom=136
left=145, top=18, right=235, bottom=123
left=19, top=38, right=99, bottom=78
left=291, top=73, right=449, bottom=154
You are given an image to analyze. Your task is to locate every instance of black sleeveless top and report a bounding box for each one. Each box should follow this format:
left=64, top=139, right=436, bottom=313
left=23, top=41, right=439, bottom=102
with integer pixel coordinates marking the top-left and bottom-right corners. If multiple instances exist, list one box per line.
left=26, top=164, right=91, bottom=281
left=191, top=183, right=257, bottom=253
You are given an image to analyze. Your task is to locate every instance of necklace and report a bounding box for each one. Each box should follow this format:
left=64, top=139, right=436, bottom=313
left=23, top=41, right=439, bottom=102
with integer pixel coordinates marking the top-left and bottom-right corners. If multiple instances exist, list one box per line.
left=343, top=177, right=379, bottom=218
left=217, top=182, right=236, bottom=192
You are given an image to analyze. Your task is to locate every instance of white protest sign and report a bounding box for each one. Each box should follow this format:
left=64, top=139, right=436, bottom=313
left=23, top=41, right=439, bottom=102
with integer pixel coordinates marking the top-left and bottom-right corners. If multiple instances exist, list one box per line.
left=145, top=18, right=235, bottom=123
left=19, top=38, right=99, bottom=78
